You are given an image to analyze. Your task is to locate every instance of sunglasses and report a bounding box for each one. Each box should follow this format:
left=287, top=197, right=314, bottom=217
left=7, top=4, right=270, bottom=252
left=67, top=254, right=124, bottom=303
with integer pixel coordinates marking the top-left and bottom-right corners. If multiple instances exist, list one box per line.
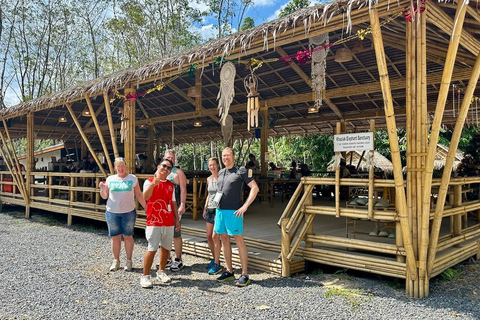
left=161, top=163, right=172, bottom=171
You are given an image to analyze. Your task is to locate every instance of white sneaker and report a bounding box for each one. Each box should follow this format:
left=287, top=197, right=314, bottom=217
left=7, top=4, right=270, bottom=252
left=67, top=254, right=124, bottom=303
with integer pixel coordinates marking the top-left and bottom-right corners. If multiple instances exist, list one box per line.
left=170, top=259, right=184, bottom=272
left=140, top=275, right=153, bottom=288
left=124, top=260, right=133, bottom=271
left=109, top=259, right=120, bottom=271
left=156, top=271, right=171, bottom=283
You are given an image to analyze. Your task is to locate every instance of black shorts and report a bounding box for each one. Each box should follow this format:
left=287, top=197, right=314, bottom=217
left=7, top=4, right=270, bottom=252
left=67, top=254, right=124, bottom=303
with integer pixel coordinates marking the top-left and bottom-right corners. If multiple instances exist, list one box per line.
left=204, top=208, right=216, bottom=224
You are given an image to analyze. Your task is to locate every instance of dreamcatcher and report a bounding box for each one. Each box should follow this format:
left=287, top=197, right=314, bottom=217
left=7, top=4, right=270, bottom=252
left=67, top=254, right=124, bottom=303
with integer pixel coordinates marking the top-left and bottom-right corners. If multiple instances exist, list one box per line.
left=244, top=73, right=259, bottom=131
left=217, top=62, right=236, bottom=126
left=310, top=33, right=329, bottom=109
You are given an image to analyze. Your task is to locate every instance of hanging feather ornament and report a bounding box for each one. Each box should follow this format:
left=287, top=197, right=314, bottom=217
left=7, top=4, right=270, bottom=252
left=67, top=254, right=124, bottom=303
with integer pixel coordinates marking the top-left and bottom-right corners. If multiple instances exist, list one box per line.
left=244, top=73, right=259, bottom=131
left=119, top=107, right=128, bottom=143
left=217, top=62, right=236, bottom=125
left=221, top=114, right=233, bottom=145
left=310, top=33, right=329, bottom=110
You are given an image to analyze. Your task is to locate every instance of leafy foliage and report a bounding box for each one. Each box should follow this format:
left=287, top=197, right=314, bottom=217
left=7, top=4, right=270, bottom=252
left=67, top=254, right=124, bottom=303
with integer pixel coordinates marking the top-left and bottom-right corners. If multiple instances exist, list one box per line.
left=278, top=0, right=310, bottom=18
left=458, top=128, right=480, bottom=176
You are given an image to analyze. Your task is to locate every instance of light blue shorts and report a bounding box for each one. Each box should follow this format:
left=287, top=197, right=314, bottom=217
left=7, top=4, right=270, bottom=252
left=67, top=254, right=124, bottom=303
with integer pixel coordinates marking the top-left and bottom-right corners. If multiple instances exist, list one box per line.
left=105, top=210, right=137, bottom=237
left=214, top=209, right=243, bottom=236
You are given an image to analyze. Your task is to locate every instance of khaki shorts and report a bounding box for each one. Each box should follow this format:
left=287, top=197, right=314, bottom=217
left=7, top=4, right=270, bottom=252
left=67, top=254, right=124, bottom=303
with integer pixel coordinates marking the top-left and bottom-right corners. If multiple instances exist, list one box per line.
left=146, top=226, right=174, bottom=251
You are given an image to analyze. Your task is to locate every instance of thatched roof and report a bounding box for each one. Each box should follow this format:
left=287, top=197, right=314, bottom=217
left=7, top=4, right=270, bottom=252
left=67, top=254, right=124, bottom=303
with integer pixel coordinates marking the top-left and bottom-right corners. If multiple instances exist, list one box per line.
left=328, top=150, right=394, bottom=173
left=434, top=144, right=464, bottom=171
left=1, top=0, right=479, bottom=150
left=0, top=0, right=370, bottom=119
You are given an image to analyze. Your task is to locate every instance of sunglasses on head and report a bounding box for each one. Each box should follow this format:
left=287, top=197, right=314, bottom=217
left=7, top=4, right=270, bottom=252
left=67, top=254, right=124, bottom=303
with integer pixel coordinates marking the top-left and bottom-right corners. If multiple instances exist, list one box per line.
left=161, top=163, right=172, bottom=171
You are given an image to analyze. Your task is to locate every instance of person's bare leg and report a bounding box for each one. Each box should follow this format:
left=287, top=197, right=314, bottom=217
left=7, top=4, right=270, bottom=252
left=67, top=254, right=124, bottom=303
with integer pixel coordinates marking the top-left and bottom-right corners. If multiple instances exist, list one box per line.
left=159, top=247, right=170, bottom=271
left=233, top=234, right=248, bottom=275
left=142, top=251, right=156, bottom=275
left=212, top=232, right=221, bottom=264
left=123, top=235, right=134, bottom=260
left=220, top=233, right=233, bottom=272
left=206, top=223, right=215, bottom=258
left=111, top=235, right=121, bottom=260
left=173, top=236, right=182, bottom=260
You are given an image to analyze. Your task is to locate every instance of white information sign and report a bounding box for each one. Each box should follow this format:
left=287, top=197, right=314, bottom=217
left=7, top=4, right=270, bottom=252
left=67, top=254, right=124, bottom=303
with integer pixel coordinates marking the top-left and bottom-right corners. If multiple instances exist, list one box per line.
left=334, top=132, right=374, bottom=152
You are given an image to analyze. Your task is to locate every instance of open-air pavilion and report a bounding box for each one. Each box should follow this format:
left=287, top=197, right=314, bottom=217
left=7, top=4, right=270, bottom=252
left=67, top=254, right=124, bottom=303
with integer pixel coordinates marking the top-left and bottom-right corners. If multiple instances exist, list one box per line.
left=1, top=0, right=480, bottom=298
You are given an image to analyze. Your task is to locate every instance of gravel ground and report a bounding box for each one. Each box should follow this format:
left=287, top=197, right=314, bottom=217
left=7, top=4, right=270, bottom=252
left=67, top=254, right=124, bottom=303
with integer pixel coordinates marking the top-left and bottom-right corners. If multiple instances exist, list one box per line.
left=1, top=206, right=480, bottom=320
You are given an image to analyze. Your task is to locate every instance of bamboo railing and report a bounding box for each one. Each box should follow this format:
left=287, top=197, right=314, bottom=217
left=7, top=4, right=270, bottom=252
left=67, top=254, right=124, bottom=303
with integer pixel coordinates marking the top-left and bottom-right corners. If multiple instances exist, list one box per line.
left=279, top=175, right=480, bottom=287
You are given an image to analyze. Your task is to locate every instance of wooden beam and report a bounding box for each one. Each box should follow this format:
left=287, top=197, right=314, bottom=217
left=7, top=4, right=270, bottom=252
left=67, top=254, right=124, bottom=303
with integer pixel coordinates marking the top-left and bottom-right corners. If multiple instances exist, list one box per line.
left=103, top=91, right=120, bottom=159
left=65, top=103, right=107, bottom=177
left=427, top=1, right=480, bottom=56
left=85, top=94, right=114, bottom=174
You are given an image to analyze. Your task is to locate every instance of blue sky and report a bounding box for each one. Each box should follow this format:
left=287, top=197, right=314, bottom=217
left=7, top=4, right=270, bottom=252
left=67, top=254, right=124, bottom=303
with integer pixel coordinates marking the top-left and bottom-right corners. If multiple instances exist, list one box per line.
left=190, top=0, right=316, bottom=40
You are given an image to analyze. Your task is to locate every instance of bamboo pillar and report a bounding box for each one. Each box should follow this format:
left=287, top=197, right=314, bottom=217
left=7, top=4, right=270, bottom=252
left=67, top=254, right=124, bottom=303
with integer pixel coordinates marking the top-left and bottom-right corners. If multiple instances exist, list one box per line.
left=335, top=122, right=343, bottom=217
left=281, top=218, right=291, bottom=277
left=367, top=120, right=375, bottom=219
left=260, top=102, right=268, bottom=178
left=65, top=103, right=107, bottom=177
left=452, top=185, right=462, bottom=237
left=369, top=8, right=417, bottom=290
left=419, top=1, right=468, bottom=297
left=103, top=91, right=120, bottom=159
left=193, top=177, right=198, bottom=221
left=85, top=95, right=114, bottom=174
left=427, top=51, right=480, bottom=276
left=124, top=86, right=136, bottom=174
left=304, top=180, right=314, bottom=249
left=25, top=113, right=34, bottom=218
left=147, top=125, right=154, bottom=172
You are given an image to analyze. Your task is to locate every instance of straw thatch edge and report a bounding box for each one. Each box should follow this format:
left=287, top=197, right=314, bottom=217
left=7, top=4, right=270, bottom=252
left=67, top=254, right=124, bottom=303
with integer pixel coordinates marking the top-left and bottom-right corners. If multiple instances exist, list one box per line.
left=0, top=0, right=398, bottom=119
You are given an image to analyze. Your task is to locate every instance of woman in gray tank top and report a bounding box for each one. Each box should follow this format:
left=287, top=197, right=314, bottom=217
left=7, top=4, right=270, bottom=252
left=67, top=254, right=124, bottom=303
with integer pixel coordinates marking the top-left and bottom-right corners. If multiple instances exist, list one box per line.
left=203, top=157, right=223, bottom=274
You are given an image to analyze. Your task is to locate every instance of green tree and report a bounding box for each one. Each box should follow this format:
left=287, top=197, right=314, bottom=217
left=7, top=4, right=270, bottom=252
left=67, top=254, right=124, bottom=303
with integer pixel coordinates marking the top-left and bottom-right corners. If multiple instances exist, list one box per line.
left=278, top=0, right=310, bottom=18
left=240, top=16, right=255, bottom=31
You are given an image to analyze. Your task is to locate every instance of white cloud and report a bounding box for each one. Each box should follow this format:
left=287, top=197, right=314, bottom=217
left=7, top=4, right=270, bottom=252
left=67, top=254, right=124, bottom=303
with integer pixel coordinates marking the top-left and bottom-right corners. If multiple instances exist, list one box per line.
left=190, top=24, right=217, bottom=41
left=188, top=1, right=209, bottom=12
left=253, top=0, right=277, bottom=6
left=3, top=86, right=20, bottom=108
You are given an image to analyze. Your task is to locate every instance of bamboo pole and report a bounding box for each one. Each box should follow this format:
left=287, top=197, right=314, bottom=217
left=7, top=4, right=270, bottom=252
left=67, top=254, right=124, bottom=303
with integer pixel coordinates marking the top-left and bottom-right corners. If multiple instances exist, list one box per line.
left=369, top=7, right=417, bottom=283
left=85, top=95, right=114, bottom=174
left=417, top=10, right=428, bottom=298
left=286, top=212, right=315, bottom=261
left=367, top=120, right=375, bottom=219
left=0, top=133, right=27, bottom=201
left=285, top=184, right=314, bottom=231
left=1, top=120, right=28, bottom=199
left=25, top=113, right=34, bottom=218
left=0, top=142, right=26, bottom=202
left=335, top=122, right=341, bottom=217
left=65, top=103, right=107, bottom=177
left=281, top=218, right=291, bottom=277
left=103, top=91, right=120, bottom=159
left=193, top=177, right=198, bottom=220
left=277, top=181, right=308, bottom=225
left=427, top=50, right=480, bottom=276
left=405, top=12, right=415, bottom=298
left=419, top=0, right=468, bottom=298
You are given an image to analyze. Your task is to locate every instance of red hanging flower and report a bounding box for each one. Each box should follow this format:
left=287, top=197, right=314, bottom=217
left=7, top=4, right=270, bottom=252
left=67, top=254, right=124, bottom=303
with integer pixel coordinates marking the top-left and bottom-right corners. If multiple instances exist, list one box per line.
left=126, top=93, right=139, bottom=101
left=295, top=49, right=312, bottom=65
